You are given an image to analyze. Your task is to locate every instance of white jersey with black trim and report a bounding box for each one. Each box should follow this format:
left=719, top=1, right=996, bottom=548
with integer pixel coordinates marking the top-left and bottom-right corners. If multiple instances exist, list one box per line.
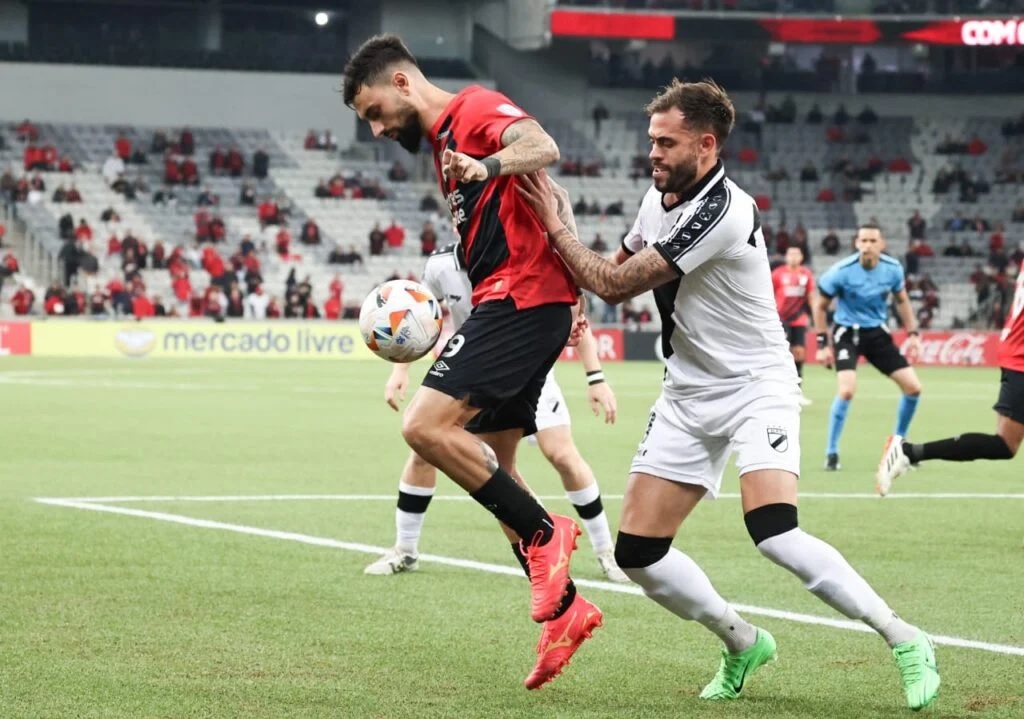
left=622, top=161, right=795, bottom=392
left=421, top=244, right=474, bottom=330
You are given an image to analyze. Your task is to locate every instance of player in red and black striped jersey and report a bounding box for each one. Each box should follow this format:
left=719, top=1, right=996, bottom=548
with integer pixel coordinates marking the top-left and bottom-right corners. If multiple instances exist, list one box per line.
left=876, top=257, right=1024, bottom=495
left=343, top=34, right=599, bottom=690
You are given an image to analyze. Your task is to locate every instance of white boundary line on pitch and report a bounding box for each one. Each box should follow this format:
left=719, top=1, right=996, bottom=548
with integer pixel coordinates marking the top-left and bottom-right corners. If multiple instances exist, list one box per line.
left=35, top=492, right=1024, bottom=503
left=32, top=496, right=1024, bottom=658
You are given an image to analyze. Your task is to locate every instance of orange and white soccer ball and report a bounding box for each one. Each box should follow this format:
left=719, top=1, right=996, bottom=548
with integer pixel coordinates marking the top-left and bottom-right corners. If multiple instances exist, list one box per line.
left=359, top=279, right=443, bottom=363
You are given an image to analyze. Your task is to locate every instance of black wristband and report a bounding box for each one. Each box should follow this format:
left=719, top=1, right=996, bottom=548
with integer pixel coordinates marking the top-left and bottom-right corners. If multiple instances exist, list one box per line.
left=481, top=157, right=501, bottom=179
left=816, top=333, right=828, bottom=350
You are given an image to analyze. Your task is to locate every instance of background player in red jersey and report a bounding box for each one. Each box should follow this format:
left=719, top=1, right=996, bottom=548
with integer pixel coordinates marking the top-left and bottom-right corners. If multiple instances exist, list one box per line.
left=343, top=34, right=599, bottom=689
left=771, top=246, right=816, bottom=406
left=877, top=258, right=1024, bottom=494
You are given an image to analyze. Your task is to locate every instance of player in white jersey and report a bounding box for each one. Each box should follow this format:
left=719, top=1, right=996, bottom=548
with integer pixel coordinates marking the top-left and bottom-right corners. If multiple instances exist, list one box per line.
left=365, top=243, right=629, bottom=582
left=516, top=79, right=939, bottom=710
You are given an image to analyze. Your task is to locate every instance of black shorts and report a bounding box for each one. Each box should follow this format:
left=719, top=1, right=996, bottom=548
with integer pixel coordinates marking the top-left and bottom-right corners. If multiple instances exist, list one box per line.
left=421, top=298, right=572, bottom=436
left=783, top=324, right=807, bottom=349
left=832, top=325, right=909, bottom=375
left=994, top=368, right=1024, bottom=424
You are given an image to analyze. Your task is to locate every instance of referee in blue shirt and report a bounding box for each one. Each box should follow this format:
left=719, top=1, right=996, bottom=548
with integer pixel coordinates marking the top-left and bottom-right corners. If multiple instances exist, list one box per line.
left=812, top=223, right=922, bottom=471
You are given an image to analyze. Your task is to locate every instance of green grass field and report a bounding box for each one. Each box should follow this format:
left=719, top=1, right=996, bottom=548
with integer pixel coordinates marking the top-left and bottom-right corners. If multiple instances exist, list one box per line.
left=1, top=357, right=1022, bottom=719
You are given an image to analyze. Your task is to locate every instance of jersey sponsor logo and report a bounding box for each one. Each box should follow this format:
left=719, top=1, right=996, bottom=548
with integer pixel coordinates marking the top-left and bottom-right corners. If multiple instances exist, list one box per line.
left=767, top=426, right=789, bottom=452
left=496, top=103, right=525, bottom=117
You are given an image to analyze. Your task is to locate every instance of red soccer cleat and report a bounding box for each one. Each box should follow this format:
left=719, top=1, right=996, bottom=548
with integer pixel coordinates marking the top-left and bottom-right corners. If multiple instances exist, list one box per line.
left=524, top=594, right=603, bottom=690
left=525, top=513, right=581, bottom=622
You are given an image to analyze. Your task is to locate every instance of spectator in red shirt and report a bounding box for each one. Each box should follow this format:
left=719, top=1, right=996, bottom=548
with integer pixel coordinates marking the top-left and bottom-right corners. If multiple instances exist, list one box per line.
left=329, top=273, right=344, bottom=299
left=304, top=130, right=318, bottom=149
left=165, top=157, right=182, bottom=185
left=75, top=219, right=93, bottom=244
left=324, top=293, right=342, bottom=319
left=908, top=238, right=934, bottom=257
left=384, top=220, right=405, bottom=249
left=266, top=296, right=282, bottom=318
left=258, top=199, right=280, bottom=229
left=227, top=147, right=244, bottom=177
left=41, top=144, right=58, bottom=170
left=300, top=218, right=321, bottom=245
left=11, top=283, right=34, bottom=315
left=23, top=144, right=43, bottom=171
left=57, top=155, right=74, bottom=173
left=115, top=134, right=132, bottom=161
left=209, top=146, right=226, bottom=175
left=275, top=227, right=291, bottom=258
left=201, top=246, right=226, bottom=281
left=107, top=234, right=122, bottom=256
left=181, top=157, right=199, bottom=186
left=16, top=120, right=38, bottom=143
left=3, top=251, right=19, bottom=274
left=180, top=128, right=194, bottom=155
left=208, top=216, right=226, bottom=243
left=132, top=287, right=155, bottom=318
left=990, top=223, right=1006, bottom=253
left=65, top=184, right=82, bottom=203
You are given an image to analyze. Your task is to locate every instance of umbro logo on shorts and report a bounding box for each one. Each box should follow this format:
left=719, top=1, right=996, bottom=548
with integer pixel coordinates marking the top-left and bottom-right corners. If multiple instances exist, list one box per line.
left=428, top=360, right=451, bottom=378
left=766, top=426, right=789, bottom=453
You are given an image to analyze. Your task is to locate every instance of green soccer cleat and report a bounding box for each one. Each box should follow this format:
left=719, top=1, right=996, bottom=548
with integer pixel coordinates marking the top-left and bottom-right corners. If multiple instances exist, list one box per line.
left=892, top=631, right=940, bottom=711
left=699, top=628, right=777, bottom=700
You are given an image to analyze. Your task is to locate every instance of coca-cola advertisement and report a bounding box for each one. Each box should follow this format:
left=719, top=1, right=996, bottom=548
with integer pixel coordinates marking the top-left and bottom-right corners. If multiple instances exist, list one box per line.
left=806, top=330, right=1001, bottom=367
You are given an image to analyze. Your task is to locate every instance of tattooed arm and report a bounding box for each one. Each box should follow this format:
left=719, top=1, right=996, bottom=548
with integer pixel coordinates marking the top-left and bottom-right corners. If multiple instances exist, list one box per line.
left=517, top=172, right=677, bottom=304
left=547, top=228, right=677, bottom=305
left=441, top=119, right=559, bottom=182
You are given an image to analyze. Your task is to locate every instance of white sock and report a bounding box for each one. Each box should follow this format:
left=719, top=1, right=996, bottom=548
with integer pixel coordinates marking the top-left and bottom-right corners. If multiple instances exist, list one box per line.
left=395, top=481, right=434, bottom=555
left=624, top=548, right=757, bottom=653
left=565, top=483, right=614, bottom=554
left=757, top=528, right=919, bottom=647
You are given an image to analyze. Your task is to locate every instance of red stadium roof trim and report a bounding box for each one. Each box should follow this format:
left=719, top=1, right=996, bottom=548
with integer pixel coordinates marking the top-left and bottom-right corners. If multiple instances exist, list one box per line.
left=549, top=9, right=675, bottom=41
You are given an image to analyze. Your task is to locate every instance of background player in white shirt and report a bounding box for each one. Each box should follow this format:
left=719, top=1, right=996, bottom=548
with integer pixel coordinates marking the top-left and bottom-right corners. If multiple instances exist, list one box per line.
left=365, top=243, right=629, bottom=583
left=516, top=78, right=939, bottom=711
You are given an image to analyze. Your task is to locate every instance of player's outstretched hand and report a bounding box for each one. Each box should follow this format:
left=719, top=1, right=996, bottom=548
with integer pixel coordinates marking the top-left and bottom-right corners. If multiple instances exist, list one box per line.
left=441, top=148, right=487, bottom=183
left=515, top=170, right=560, bottom=229
left=817, top=346, right=834, bottom=370
left=588, top=382, right=617, bottom=425
left=384, top=366, right=409, bottom=412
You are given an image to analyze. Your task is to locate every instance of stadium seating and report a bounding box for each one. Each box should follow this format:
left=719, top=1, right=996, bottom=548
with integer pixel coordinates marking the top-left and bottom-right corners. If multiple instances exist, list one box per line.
left=3, top=101, right=1021, bottom=327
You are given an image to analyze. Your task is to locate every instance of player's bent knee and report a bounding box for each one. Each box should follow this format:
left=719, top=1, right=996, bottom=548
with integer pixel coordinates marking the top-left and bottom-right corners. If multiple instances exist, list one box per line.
left=838, top=388, right=855, bottom=401
left=792, top=347, right=806, bottom=362
left=744, top=502, right=799, bottom=547
left=614, top=532, right=673, bottom=569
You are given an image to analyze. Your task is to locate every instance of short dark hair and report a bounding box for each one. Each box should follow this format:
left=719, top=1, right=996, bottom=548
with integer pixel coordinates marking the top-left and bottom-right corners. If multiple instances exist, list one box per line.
left=342, top=34, right=418, bottom=108
left=858, top=221, right=884, bottom=234
left=644, top=78, right=735, bottom=148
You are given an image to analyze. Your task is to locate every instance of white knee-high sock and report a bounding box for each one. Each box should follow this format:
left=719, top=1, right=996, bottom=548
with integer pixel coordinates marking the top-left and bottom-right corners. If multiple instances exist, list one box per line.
left=565, top=484, right=614, bottom=554
left=757, top=528, right=918, bottom=647
left=395, top=481, right=434, bottom=555
left=624, top=548, right=757, bottom=652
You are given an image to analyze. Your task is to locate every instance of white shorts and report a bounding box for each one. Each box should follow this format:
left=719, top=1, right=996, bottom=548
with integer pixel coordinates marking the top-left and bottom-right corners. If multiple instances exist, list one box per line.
left=630, top=378, right=802, bottom=498
left=534, top=370, right=571, bottom=433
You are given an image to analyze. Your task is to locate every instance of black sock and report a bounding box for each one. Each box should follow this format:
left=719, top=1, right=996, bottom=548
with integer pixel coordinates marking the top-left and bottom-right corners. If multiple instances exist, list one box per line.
left=795, top=360, right=804, bottom=378
left=471, top=468, right=554, bottom=544
left=906, top=433, right=1014, bottom=463
left=397, top=490, right=432, bottom=514
left=511, top=542, right=530, bottom=577
left=572, top=496, right=604, bottom=520
left=511, top=542, right=577, bottom=619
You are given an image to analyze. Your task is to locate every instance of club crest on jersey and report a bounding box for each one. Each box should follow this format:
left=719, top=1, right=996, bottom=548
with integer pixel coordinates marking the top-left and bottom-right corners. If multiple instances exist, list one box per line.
left=767, top=426, right=789, bottom=453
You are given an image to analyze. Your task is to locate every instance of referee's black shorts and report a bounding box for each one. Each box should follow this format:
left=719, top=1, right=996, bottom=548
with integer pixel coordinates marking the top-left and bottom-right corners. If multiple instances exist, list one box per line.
left=832, top=325, right=909, bottom=375
left=994, top=368, right=1024, bottom=424
left=421, top=298, right=572, bottom=436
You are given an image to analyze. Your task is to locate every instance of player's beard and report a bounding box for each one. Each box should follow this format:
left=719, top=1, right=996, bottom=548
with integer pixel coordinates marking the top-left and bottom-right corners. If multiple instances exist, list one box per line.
left=653, top=149, right=699, bottom=194
left=393, top=104, right=423, bottom=154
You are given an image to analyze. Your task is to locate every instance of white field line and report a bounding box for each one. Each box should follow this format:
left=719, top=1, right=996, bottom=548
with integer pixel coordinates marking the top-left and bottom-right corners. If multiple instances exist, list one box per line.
left=0, top=374, right=994, bottom=402
left=33, top=496, right=1024, bottom=658
left=34, top=492, right=1024, bottom=504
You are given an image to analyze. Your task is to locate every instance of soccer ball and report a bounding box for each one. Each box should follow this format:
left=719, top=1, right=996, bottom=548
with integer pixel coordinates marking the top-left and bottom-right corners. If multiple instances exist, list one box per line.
left=359, top=279, right=443, bottom=363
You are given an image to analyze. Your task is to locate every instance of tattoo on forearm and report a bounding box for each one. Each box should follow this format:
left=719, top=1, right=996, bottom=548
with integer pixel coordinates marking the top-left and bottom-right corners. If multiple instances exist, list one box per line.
left=478, top=440, right=499, bottom=474
left=494, top=120, right=558, bottom=175
left=549, top=228, right=674, bottom=304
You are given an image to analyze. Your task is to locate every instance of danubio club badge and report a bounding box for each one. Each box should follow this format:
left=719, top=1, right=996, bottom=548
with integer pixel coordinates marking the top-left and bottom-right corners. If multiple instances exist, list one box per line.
left=766, top=426, right=789, bottom=453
